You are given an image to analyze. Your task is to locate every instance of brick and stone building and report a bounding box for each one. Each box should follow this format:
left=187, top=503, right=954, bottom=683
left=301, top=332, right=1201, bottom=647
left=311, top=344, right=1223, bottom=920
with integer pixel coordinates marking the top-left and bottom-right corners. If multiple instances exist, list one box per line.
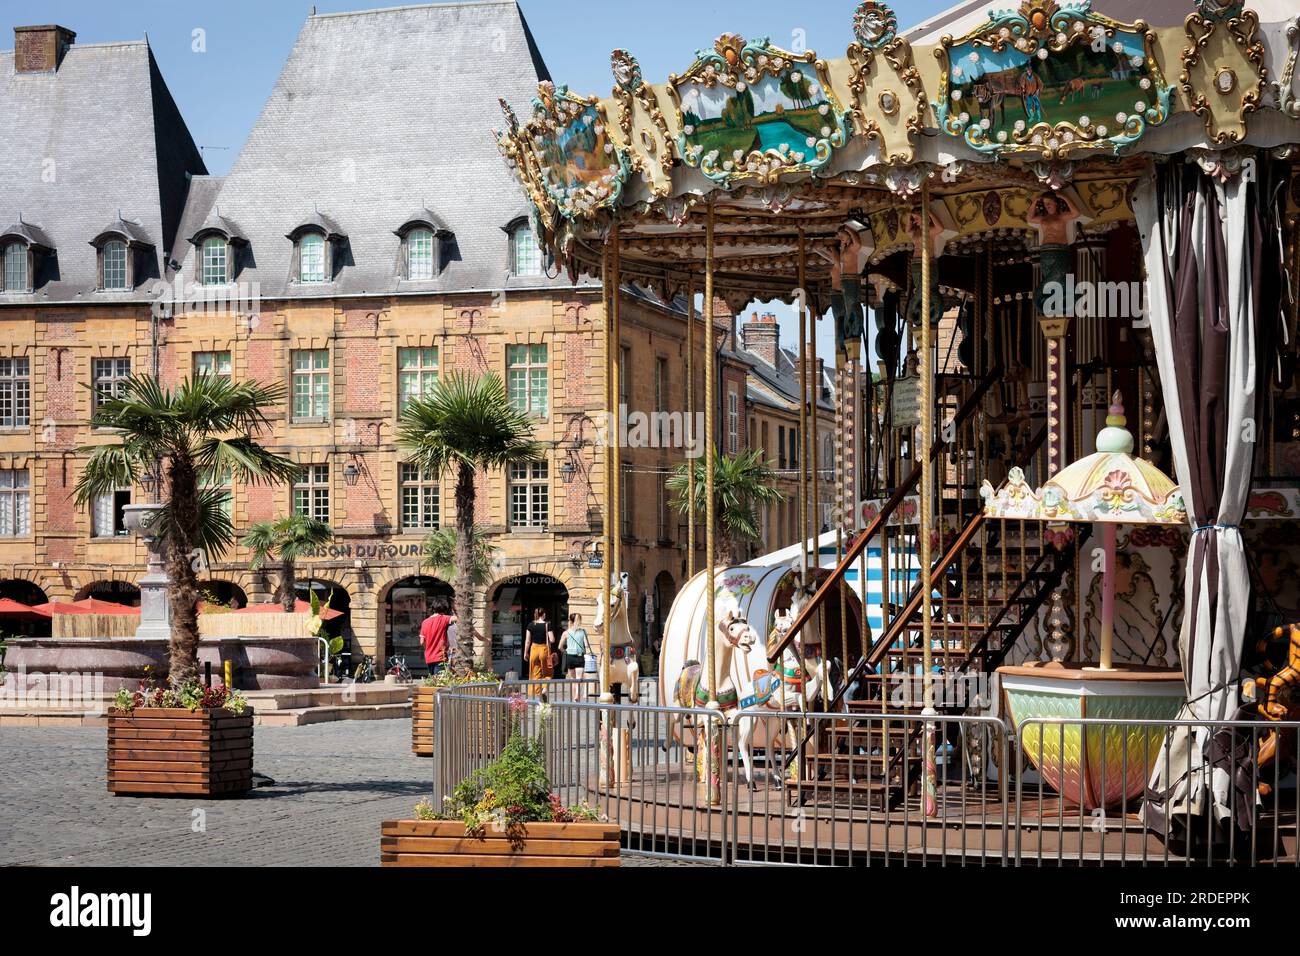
left=0, top=5, right=748, bottom=673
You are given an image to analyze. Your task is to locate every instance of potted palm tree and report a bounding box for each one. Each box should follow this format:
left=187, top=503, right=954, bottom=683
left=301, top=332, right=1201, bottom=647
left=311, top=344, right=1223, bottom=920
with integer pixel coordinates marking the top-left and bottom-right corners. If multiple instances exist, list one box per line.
left=397, top=371, right=540, bottom=673
left=76, top=374, right=299, bottom=797
left=666, top=448, right=787, bottom=564
left=242, top=514, right=334, bottom=612
left=410, top=528, right=502, bottom=756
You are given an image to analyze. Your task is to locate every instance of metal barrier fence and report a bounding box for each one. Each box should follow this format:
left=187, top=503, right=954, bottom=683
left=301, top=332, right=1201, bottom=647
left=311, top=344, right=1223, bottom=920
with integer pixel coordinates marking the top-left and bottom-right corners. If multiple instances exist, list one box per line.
left=430, top=689, right=1299, bottom=867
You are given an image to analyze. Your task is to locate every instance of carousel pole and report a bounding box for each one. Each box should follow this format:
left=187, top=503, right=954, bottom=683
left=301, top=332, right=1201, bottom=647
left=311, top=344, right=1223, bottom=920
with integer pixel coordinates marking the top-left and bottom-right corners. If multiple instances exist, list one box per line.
left=704, top=203, right=718, bottom=710
left=918, top=180, right=938, bottom=818
left=600, top=241, right=614, bottom=704
left=611, top=225, right=623, bottom=576
left=686, top=275, right=696, bottom=582
left=797, top=229, right=810, bottom=578
left=701, top=202, right=722, bottom=806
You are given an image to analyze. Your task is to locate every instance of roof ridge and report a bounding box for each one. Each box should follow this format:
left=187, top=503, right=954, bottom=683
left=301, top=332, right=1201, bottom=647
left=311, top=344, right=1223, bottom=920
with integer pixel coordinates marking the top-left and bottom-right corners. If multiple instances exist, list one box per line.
left=0, top=39, right=149, bottom=55
left=309, top=0, right=515, bottom=20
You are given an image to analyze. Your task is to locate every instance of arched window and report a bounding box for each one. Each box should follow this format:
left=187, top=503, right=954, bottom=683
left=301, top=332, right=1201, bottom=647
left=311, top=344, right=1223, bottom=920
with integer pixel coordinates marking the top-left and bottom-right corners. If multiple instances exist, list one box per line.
left=2, top=243, right=28, bottom=293
left=510, top=223, right=542, bottom=277
left=298, top=232, right=326, bottom=283
left=406, top=227, right=435, bottom=280
left=201, top=236, right=228, bottom=286
left=101, top=240, right=128, bottom=290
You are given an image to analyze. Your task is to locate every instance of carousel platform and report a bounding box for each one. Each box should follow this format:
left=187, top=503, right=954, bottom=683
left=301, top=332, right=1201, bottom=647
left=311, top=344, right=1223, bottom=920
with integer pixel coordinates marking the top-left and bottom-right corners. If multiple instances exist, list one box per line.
left=587, top=764, right=1298, bottom=865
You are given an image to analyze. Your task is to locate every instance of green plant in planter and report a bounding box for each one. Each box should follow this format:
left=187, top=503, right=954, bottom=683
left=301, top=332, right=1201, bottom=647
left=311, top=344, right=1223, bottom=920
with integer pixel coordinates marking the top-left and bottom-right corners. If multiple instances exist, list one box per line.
left=113, top=669, right=248, bottom=716
left=421, top=668, right=498, bottom=688
left=432, top=694, right=601, bottom=836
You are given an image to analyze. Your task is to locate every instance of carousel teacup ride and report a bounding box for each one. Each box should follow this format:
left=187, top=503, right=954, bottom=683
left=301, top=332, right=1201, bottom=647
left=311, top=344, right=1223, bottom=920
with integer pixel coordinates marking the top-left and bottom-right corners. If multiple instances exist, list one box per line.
left=982, top=396, right=1187, bottom=813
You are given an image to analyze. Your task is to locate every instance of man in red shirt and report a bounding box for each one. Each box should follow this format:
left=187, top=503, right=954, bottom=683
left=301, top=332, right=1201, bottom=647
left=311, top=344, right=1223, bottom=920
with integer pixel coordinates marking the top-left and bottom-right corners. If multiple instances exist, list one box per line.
left=419, top=595, right=452, bottom=676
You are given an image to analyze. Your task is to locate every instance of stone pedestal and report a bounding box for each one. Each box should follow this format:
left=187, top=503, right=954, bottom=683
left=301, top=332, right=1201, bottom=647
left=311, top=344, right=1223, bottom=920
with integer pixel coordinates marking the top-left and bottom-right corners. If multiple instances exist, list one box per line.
left=122, top=503, right=171, bottom=642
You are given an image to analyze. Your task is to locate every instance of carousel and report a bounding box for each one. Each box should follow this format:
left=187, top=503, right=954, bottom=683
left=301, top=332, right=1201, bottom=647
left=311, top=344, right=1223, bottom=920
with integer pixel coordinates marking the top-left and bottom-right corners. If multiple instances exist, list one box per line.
left=495, top=0, right=1300, bottom=857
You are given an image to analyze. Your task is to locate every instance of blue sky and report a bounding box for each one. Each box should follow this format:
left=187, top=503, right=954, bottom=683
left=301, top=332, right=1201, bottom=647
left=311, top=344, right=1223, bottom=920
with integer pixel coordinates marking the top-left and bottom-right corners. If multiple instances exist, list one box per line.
left=4, top=0, right=951, bottom=356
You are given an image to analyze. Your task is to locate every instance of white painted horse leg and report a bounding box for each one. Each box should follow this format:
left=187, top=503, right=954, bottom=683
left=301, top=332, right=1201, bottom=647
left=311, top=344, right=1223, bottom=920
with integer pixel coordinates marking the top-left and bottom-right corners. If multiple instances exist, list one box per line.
left=737, top=712, right=757, bottom=791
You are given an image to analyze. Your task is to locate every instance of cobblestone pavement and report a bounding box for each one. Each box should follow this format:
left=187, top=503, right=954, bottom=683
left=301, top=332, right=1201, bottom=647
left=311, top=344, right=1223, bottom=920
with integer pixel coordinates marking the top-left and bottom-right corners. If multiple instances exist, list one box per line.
left=0, top=721, right=701, bottom=867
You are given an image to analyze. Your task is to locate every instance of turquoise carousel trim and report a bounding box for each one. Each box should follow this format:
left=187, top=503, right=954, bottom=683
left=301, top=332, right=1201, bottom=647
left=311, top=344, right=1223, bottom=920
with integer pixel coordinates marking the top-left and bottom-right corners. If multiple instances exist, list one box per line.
left=668, top=33, right=851, bottom=187
left=525, top=81, right=631, bottom=221
left=934, top=0, right=1172, bottom=161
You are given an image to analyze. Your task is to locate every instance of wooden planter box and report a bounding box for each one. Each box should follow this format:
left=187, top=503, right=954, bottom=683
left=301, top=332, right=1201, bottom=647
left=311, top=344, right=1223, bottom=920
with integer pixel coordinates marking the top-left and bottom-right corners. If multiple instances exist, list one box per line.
left=380, top=820, right=620, bottom=867
left=107, top=707, right=254, bottom=797
left=412, top=686, right=436, bottom=756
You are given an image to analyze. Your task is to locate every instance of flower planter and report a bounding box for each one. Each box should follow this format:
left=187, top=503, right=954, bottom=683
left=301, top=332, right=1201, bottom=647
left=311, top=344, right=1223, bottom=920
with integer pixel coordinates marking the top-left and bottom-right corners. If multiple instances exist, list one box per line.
left=107, top=707, right=254, bottom=797
left=379, top=820, right=620, bottom=867
left=412, top=686, right=436, bottom=756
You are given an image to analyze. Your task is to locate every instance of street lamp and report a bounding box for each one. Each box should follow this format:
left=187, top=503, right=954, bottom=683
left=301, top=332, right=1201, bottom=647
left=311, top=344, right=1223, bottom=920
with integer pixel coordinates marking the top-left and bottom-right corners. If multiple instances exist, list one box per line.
left=343, top=461, right=360, bottom=486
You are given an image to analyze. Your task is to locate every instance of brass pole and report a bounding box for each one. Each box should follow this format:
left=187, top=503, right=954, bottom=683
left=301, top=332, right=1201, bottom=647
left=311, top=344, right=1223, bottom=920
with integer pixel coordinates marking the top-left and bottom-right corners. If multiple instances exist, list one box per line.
left=600, top=241, right=613, bottom=701
left=797, top=229, right=810, bottom=576
left=704, top=204, right=718, bottom=710
left=919, top=181, right=937, bottom=816
left=687, top=276, right=696, bottom=581
left=611, top=225, right=623, bottom=575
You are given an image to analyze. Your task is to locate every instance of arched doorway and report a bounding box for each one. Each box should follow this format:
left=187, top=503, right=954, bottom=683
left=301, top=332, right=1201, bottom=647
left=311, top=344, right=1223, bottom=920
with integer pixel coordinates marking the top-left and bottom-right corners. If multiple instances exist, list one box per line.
left=384, top=575, right=452, bottom=674
left=0, top=579, right=50, bottom=636
left=294, top=578, right=351, bottom=645
left=75, top=580, right=140, bottom=606
left=199, top=580, right=248, bottom=609
left=490, top=573, right=568, bottom=677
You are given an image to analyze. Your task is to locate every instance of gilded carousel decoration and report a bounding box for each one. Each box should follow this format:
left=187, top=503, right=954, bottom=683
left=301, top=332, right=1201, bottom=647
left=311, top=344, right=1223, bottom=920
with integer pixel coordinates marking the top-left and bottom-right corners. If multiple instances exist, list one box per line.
left=521, top=81, right=630, bottom=220
left=667, top=34, right=851, bottom=186
left=935, top=1, right=1172, bottom=161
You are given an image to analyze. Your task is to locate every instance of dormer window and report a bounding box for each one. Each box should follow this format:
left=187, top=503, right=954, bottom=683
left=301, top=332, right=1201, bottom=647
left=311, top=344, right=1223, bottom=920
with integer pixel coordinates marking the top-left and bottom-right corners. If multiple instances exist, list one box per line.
left=90, top=218, right=152, bottom=292
left=287, top=214, right=344, bottom=285
left=407, top=228, right=435, bottom=280
left=1, top=244, right=28, bottom=293
left=298, top=232, right=326, bottom=283
left=0, top=221, right=52, bottom=294
left=102, top=241, right=128, bottom=289
left=395, top=210, right=450, bottom=281
left=507, top=219, right=543, bottom=277
left=187, top=214, right=246, bottom=287
left=201, top=236, right=228, bottom=286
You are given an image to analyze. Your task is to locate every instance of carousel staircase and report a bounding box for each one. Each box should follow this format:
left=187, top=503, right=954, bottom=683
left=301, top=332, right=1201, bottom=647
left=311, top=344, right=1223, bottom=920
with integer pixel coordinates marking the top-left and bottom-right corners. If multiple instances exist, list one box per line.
left=771, top=413, right=1088, bottom=810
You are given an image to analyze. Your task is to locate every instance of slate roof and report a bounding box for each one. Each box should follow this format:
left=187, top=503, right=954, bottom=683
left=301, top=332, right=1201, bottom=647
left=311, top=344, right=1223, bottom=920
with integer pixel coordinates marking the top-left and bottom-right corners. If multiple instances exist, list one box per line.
left=735, top=342, right=837, bottom=415
left=0, top=38, right=206, bottom=303
left=175, top=1, right=563, bottom=299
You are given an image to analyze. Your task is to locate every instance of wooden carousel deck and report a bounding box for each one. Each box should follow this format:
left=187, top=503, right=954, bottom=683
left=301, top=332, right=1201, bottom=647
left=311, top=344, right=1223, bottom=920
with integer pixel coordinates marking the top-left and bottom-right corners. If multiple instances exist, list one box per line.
left=585, top=764, right=1299, bottom=865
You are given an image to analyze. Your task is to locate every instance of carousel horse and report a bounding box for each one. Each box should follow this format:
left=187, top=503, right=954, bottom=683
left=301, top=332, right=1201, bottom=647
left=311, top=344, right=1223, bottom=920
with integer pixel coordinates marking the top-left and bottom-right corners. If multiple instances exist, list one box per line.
left=665, top=572, right=830, bottom=790
left=1246, top=624, right=1300, bottom=796
left=593, top=571, right=641, bottom=703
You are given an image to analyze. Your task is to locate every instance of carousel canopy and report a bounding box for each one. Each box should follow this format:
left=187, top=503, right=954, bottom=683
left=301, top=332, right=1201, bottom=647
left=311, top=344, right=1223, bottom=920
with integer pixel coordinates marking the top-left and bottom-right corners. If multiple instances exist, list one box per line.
left=980, top=393, right=1186, bottom=523
left=494, top=0, right=1300, bottom=306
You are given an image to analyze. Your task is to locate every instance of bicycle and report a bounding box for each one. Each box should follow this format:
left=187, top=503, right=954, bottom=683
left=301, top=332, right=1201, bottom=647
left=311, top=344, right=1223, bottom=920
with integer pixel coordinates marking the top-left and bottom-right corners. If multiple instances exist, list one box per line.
left=386, top=655, right=411, bottom=682
left=353, top=655, right=375, bottom=683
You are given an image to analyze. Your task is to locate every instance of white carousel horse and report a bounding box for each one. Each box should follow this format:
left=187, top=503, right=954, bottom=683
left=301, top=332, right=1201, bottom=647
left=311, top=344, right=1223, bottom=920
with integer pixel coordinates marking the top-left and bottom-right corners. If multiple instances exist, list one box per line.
left=593, top=571, right=641, bottom=703
left=665, top=574, right=833, bottom=790
left=733, top=578, right=834, bottom=790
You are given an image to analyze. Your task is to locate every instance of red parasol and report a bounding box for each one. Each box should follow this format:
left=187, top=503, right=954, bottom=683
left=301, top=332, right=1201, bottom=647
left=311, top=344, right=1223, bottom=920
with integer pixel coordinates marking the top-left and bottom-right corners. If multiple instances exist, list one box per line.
left=234, top=599, right=343, bottom=620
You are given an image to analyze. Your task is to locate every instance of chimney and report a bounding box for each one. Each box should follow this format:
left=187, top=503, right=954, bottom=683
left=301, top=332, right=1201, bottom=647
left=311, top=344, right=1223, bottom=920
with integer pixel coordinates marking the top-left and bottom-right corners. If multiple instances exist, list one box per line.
left=740, top=311, right=780, bottom=367
left=13, top=25, right=76, bottom=73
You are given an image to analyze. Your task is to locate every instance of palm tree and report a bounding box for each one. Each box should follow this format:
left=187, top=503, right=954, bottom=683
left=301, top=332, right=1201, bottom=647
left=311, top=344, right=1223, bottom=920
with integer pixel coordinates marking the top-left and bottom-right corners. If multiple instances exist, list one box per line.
left=242, top=514, right=334, bottom=612
left=666, top=448, right=787, bottom=564
left=75, top=375, right=300, bottom=687
left=421, top=527, right=500, bottom=588
left=398, top=371, right=540, bottom=670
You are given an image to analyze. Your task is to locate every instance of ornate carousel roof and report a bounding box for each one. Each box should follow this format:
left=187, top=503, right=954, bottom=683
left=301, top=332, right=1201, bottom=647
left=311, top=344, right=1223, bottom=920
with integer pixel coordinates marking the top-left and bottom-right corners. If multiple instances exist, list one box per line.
left=495, top=0, right=1300, bottom=306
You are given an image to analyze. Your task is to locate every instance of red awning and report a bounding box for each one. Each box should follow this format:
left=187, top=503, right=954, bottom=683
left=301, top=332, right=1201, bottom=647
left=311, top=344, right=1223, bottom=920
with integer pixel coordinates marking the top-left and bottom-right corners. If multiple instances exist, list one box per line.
left=234, top=599, right=343, bottom=620
left=34, top=598, right=140, bottom=615
left=0, top=597, right=46, bottom=619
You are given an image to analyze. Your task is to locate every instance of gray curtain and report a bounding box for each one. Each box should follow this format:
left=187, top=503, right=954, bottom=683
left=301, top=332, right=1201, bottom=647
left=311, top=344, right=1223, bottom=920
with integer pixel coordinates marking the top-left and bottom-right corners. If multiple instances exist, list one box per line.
left=1133, top=157, right=1282, bottom=837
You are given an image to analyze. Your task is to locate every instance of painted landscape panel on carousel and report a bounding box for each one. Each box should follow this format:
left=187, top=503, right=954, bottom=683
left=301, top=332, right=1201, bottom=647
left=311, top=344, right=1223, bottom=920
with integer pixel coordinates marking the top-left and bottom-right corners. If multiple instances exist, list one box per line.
left=537, top=103, right=624, bottom=213
left=946, top=30, right=1165, bottom=153
left=679, top=72, right=841, bottom=180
